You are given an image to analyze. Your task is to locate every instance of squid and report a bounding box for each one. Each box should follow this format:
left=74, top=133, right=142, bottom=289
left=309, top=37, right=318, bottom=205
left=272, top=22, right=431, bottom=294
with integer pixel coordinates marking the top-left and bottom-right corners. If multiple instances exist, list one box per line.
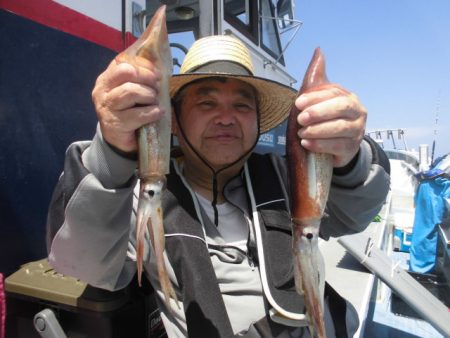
left=116, top=6, right=177, bottom=308
left=286, top=48, right=333, bottom=338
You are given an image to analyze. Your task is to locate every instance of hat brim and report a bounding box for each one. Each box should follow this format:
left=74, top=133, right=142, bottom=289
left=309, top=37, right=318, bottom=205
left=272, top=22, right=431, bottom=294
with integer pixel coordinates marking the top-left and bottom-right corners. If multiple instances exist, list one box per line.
left=170, top=73, right=297, bottom=133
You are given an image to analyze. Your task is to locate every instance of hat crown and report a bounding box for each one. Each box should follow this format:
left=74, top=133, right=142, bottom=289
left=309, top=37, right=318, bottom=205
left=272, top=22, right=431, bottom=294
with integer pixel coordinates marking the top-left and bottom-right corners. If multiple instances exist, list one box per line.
left=179, top=35, right=254, bottom=75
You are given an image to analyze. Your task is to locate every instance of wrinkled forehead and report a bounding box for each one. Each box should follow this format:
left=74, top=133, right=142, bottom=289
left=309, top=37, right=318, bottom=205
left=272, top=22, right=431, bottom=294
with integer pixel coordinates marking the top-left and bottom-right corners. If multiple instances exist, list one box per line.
left=174, top=77, right=258, bottom=102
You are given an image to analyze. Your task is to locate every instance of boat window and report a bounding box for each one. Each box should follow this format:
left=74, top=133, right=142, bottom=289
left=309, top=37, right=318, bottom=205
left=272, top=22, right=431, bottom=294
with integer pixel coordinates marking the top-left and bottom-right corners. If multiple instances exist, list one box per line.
left=224, top=0, right=258, bottom=43
left=145, top=2, right=200, bottom=74
left=169, top=31, right=196, bottom=74
left=276, top=0, right=295, bottom=29
left=145, top=2, right=200, bottom=38
left=260, top=0, right=284, bottom=64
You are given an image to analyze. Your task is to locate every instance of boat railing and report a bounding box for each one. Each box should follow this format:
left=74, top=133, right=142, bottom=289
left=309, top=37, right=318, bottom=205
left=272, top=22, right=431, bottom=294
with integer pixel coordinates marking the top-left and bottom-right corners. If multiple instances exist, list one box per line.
left=366, top=128, right=430, bottom=172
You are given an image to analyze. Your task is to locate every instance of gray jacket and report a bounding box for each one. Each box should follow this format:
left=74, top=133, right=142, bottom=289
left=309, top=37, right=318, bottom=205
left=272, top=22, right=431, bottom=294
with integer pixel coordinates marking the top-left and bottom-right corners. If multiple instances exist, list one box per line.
left=47, top=126, right=390, bottom=337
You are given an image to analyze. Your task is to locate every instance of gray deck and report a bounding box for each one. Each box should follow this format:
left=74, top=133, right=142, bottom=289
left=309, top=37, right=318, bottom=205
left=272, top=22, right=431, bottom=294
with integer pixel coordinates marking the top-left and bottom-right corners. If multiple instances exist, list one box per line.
left=320, top=199, right=390, bottom=337
left=320, top=194, right=448, bottom=338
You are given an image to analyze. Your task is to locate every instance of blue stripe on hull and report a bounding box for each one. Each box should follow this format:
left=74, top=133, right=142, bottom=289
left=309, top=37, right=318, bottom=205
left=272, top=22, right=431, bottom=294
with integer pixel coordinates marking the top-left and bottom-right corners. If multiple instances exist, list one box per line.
left=0, top=10, right=116, bottom=275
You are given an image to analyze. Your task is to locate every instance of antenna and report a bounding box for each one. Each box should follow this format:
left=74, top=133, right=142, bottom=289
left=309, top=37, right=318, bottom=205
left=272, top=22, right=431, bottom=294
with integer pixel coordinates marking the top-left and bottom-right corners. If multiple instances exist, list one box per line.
left=431, top=90, right=440, bottom=163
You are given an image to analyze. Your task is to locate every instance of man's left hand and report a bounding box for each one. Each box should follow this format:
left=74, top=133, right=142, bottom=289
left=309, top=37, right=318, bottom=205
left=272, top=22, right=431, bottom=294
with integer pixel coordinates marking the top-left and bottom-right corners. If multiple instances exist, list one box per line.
left=295, top=84, right=367, bottom=168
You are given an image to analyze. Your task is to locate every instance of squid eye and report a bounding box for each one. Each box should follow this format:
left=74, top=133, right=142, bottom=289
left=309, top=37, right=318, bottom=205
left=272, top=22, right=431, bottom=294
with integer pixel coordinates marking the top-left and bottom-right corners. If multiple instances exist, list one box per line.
left=146, top=190, right=155, bottom=198
left=306, top=233, right=314, bottom=240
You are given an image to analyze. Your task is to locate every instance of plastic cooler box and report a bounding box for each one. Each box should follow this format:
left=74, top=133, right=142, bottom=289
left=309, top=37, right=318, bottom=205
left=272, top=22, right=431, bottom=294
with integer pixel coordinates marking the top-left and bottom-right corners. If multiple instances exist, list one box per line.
left=5, top=259, right=166, bottom=338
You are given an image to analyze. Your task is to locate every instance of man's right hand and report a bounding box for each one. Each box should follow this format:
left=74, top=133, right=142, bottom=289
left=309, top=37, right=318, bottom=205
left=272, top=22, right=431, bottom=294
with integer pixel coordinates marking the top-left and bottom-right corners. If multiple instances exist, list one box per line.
left=92, top=56, right=164, bottom=153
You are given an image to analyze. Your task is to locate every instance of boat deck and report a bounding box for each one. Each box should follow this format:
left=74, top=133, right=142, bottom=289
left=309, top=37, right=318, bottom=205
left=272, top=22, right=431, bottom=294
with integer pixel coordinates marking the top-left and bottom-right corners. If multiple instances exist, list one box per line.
left=320, top=197, right=390, bottom=337
left=321, top=195, right=447, bottom=337
left=365, top=251, right=445, bottom=338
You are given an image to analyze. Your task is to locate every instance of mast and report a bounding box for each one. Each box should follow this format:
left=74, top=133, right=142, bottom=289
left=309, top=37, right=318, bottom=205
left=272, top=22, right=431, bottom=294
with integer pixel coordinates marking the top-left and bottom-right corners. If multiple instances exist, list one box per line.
left=431, top=90, right=440, bottom=163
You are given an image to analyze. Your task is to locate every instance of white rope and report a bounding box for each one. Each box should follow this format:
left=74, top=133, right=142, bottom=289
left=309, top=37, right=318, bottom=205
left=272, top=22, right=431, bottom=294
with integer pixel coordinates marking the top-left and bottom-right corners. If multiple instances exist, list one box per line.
left=165, top=233, right=207, bottom=243
left=244, top=163, right=307, bottom=322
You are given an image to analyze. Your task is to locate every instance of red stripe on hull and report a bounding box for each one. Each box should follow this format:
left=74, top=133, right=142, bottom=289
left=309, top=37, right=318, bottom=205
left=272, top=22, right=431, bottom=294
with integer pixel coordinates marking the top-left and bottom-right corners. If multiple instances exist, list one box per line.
left=1, top=0, right=137, bottom=52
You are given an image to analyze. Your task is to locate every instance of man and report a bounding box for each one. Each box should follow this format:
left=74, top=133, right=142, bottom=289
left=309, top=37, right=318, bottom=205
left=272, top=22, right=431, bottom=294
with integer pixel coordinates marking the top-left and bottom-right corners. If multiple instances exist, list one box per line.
left=47, top=35, right=390, bottom=337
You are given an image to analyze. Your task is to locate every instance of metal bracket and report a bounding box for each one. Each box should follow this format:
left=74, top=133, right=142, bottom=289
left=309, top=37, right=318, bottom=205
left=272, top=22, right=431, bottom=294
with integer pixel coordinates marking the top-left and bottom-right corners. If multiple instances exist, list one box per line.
left=34, top=308, right=67, bottom=338
left=260, top=16, right=303, bottom=68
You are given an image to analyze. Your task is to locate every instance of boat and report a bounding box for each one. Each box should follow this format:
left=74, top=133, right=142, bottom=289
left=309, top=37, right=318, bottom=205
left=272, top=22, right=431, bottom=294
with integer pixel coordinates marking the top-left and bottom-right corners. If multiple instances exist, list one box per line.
left=0, top=1, right=300, bottom=337
left=0, top=0, right=296, bottom=278
left=322, top=128, right=450, bottom=337
left=1, top=1, right=449, bottom=337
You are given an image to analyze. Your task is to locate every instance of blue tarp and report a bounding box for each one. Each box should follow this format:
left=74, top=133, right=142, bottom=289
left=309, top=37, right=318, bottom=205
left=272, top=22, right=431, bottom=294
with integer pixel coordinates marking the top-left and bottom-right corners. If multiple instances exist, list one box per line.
left=409, top=154, right=450, bottom=273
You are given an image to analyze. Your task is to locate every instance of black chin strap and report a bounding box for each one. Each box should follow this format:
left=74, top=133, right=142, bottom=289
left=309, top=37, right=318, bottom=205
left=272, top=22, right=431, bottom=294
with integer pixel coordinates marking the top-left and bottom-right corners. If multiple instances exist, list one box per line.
left=174, top=110, right=260, bottom=226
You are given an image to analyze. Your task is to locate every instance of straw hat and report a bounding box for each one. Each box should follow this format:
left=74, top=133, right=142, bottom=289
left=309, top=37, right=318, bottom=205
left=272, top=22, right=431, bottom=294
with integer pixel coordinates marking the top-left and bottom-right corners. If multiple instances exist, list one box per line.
left=170, top=35, right=296, bottom=133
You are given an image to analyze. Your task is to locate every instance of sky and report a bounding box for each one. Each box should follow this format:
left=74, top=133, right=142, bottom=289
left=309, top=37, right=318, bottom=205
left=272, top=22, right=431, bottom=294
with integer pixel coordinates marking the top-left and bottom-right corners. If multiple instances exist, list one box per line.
left=281, top=0, right=450, bottom=158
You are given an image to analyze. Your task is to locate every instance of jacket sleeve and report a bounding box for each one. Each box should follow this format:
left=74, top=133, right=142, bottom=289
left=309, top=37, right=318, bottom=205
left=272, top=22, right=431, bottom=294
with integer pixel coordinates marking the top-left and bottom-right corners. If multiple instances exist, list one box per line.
left=274, top=136, right=390, bottom=239
left=322, top=136, right=390, bottom=238
left=47, top=125, right=139, bottom=291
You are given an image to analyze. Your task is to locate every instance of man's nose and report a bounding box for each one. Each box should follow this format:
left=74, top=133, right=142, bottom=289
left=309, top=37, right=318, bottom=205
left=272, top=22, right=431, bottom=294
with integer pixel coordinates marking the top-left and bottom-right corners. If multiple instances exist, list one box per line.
left=214, top=104, right=237, bottom=125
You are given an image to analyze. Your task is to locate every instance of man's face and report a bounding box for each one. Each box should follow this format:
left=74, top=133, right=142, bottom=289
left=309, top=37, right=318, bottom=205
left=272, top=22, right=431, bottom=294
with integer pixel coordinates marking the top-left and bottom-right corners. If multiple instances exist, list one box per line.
left=174, top=78, right=258, bottom=169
